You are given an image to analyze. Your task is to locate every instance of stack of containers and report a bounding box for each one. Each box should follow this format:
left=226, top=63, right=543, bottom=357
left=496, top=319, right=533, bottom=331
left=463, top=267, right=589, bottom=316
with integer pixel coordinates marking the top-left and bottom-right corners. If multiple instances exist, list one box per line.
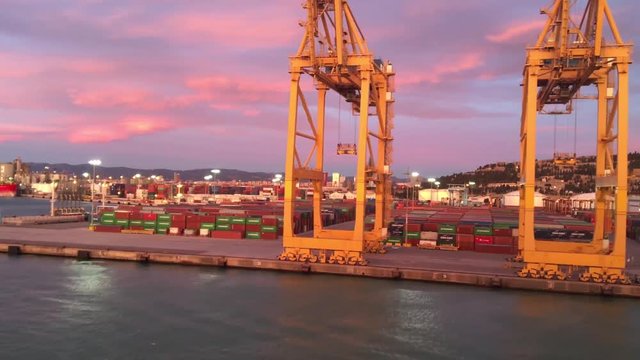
left=261, top=216, right=278, bottom=240
left=100, top=211, right=116, bottom=226
left=94, top=211, right=122, bottom=232
left=114, top=211, right=130, bottom=228
left=170, top=214, right=186, bottom=235
left=129, top=212, right=144, bottom=230
left=388, top=222, right=404, bottom=245
left=405, top=223, right=421, bottom=246
left=183, top=214, right=201, bottom=236
left=156, top=214, right=171, bottom=234
left=437, top=223, right=457, bottom=248
left=143, top=213, right=157, bottom=233
left=215, top=216, right=231, bottom=231
left=246, top=217, right=262, bottom=239
left=230, top=217, right=247, bottom=237
left=199, top=214, right=217, bottom=237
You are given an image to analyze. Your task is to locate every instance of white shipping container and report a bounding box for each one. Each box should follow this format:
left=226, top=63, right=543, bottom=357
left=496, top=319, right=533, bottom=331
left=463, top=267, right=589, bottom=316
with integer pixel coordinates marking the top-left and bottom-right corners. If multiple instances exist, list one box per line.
left=420, top=231, right=438, bottom=240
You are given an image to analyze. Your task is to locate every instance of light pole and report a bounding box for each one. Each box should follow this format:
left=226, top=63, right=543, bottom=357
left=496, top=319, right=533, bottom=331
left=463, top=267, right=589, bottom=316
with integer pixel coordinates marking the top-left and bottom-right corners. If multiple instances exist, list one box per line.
left=88, top=159, right=101, bottom=226
left=411, top=172, right=420, bottom=207
left=211, top=169, right=221, bottom=198
left=204, top=175, right=213, bottom=195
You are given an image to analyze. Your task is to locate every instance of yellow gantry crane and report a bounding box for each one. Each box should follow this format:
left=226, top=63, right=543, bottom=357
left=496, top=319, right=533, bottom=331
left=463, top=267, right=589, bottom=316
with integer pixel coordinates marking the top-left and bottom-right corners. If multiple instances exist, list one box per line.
left=279, top=0, right=395, bottom=265
left=518, top=0, right=633, bottom=282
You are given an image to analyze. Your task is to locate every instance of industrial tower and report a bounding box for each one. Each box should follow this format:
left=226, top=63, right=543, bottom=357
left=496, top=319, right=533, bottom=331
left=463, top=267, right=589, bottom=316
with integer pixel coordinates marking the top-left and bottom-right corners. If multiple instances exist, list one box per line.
left=518, top=0, right=633, bottom=282
left=279, top=0, right=395, bottom=265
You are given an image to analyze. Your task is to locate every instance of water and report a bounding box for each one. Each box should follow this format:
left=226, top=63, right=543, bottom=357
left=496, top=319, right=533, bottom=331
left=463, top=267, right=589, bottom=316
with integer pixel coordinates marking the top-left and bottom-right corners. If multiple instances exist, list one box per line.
left=0, top=197, right=90, bottom=220
left=0, top=255, right=639, bottom=360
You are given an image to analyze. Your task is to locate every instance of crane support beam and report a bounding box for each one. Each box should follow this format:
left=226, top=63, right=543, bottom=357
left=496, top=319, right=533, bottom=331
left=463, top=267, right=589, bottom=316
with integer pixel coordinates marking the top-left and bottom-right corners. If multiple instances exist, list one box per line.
left=518, top=0, right=633, bottom=283
left=280, top=0, right=395, bottom=265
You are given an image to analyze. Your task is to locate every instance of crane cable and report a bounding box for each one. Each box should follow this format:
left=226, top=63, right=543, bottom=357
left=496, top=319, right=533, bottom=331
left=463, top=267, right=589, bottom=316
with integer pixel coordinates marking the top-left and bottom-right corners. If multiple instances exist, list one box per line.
left=337, top=93, right=342, bottom=145
left=554, top=114, right=558, bottom=158
left=573, top=98, right=578, bottom=157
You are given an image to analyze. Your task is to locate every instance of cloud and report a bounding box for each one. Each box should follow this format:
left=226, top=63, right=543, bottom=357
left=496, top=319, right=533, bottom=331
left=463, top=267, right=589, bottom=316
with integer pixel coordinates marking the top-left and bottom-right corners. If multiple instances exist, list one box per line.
left=486, top=20, right=546, bottom=43
left=67, top=116, right=173, bottom=143
left=398, top=52, right=485, bottom=85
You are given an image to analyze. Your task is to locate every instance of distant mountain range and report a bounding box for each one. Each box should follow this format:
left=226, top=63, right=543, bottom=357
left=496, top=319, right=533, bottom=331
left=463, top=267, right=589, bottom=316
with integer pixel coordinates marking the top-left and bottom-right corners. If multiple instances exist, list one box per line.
left=26, top=163, right=278, bottom=182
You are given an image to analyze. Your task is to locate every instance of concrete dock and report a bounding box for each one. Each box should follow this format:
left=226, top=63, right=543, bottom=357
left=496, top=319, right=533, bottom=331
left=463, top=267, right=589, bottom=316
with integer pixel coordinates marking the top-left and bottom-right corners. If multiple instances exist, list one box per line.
left=1, top=222, right=640, bottom=298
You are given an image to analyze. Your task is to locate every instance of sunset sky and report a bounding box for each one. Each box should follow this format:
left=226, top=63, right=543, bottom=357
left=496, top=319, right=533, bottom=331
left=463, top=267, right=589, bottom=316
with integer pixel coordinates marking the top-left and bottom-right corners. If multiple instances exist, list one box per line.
left=0, top=0, right=638, bottom=177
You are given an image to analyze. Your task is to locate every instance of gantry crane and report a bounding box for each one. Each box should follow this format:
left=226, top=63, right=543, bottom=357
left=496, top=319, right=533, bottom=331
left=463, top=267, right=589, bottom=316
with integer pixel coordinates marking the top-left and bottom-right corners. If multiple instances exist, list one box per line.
left=518, top=0, right=632, bottom=283
left=278, top=0, right=395, bottom=265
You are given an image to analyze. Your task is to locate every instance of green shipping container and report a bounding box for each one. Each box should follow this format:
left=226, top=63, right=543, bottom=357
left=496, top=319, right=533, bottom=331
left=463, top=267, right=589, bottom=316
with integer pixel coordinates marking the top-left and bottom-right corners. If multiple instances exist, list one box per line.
left=157, top=214, right=171, bottom=221
left=101, top=212, right=115, bottom=218
left=474, top=226, right=493, bottom=236
left=130, top=220, right=143, bottom=226
left=261, top=225, right=277, bottom=233
left=216, top=216, right=231, bottom=224
left=157, top=221, right=171, bottom=227
left=144, top=221, right=157, bottom=226
left=406, top=232, right=421, bottom=239
left=101, top=218, right=116, bottom=225
left=246, top=217, right=262, bottom=225
left=115, top=219, right=129, bottom=227
left=438, top=224, right=457, bottom=234
left=200, top=223, right=216, bottom=230
left=216, top=223, right=231, bottom=230
left=246, top=231, right=261, bottom=239
left=231, top=217, right=247, bottom=224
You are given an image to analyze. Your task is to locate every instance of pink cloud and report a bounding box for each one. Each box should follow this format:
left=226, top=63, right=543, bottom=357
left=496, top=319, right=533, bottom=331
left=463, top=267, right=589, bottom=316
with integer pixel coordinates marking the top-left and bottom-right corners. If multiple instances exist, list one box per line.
left=68, top=88, right=170, bottom=111
left=0, top=52, right=116, bottom=79
left=399, top=52, right=485, bottom=85
left=67, top=116, right=173, bottom=143
left=0, top=124, right=59, bottom=143
left=121, top=11, right=297, bottom=49
left=486, top=20, right=546, bottom=43
left=185, top=75, right=288, bottom=109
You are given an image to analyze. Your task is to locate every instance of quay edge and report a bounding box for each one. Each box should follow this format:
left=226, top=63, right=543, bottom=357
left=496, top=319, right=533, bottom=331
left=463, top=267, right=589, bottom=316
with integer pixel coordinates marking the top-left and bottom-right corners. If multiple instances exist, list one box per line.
left=1, top=242, right=639, bottom=299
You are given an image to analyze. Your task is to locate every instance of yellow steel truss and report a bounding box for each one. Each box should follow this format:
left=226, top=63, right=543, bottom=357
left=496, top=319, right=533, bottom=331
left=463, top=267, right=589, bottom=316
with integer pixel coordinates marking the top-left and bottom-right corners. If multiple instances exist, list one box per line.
left=279, top=0, right=395, bottom=265
left=518, top=0, right=633, bottom=283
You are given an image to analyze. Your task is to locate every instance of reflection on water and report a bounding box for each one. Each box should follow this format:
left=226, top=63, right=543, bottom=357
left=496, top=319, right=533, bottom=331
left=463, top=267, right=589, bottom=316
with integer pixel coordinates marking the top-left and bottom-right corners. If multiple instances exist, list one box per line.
left=1, top=255, right=639, bottom=359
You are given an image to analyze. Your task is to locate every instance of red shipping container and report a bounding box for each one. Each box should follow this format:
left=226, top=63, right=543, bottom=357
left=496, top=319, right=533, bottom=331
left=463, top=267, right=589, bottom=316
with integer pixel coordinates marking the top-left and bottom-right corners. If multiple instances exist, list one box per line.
left=457, top=234, right=475, bottom=251
left=456, top=224, right=474, bottom=234
left=474, top=235, right=494, bottom=245
left=200, top=215, right=216, bottom=223
left=142, top=213, right=157, bottom=221
left=260, top=232, right=278, bottom=240
left=171, top=214, right=186, bottom=228
left=407, top=223, right=421, bottom=232
left=494, top=236, right=515, bottom=246
left=129, top=226, right=145, bottom=231
left=94, top=225, right=122, bottom=233
left=211, top=230, right=244, bottom=239
left=115, top=211, right=130, bottom=220
left=231, top=224, right=246, bottom=231
left=130, top=212, right=144, bottom=221
left=475, top=243, right=516, bottom=255
left=262, top=217, right=278, bottom=226
left=246, top=224, right=262, bottom=232
left=422, top=223, right=439, bottom=232
left=185, top=221, right=201, bottom=230
left=493, top=228, right=512, bottom=237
